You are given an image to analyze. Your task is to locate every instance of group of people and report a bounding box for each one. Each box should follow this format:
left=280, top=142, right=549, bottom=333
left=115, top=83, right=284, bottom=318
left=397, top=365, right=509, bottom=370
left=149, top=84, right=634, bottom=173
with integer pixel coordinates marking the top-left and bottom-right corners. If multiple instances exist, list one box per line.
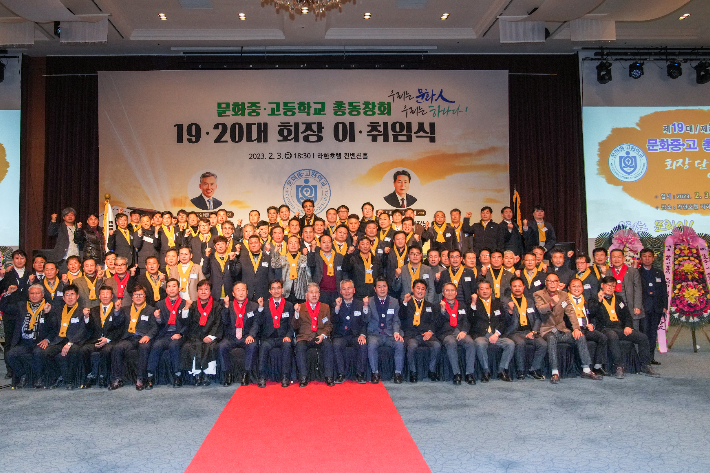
left=0, top=200, right=666, bottom=391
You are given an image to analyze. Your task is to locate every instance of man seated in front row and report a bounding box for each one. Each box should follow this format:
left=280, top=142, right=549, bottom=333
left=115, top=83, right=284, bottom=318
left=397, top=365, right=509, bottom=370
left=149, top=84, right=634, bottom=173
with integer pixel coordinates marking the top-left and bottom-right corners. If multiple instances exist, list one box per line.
left=256, top=279, right=294, bottom=388
left=218, top=282, right=259, bottom=387
left=470, top=281, right=515, bottom=382
left=85, top=285, right=125, bottom=388
left=435, top=282, right=477, bottom=385
left=293, top=283, right=334, bottom=387
left=534, top=274, right=601, bottom=384
left=182, top=280, right=223, bottom=387
left=364, top=277, right=405, bottom=384
left=502, top=277, right=547, bottom=380
left=401, top=280, right=441, bottom=382
left=332, top=280, right=368, bottom=384
left=567, top=278, right=608, bottom=377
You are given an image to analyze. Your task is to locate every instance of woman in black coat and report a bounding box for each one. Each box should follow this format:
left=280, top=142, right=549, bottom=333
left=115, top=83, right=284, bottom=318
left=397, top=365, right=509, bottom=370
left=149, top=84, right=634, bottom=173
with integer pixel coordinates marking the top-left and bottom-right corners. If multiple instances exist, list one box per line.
left=74, top=213, right=106, bottom=264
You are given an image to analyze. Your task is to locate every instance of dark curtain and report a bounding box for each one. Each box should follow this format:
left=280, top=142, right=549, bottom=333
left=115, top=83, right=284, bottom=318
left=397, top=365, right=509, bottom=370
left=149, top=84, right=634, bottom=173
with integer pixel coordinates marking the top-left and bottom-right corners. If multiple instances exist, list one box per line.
left=43, top=75, right=99, bottom=248
left=37, top=54, right=585, bottom=251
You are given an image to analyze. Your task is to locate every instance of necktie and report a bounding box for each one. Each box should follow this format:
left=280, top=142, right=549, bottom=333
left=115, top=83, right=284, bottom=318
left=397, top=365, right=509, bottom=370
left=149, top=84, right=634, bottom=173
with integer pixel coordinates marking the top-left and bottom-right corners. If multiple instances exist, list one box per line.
left=207, top=199, right=213, bottom=210
left=400, top=197, right=405, bottom=208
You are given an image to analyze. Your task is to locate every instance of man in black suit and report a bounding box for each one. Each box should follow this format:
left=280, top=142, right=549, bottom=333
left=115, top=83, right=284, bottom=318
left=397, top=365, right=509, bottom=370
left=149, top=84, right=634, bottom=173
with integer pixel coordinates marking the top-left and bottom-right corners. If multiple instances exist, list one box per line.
left=256, top=279, right=294, bottom=388
left=331, top=280, right=368, bottom=384
left=470, top=281, right=515, bottom=382
left=497, top=206, right=524, bottom=257
left=47, top=207, right=81, bottom=267
left=384, top=169, right=417, bottom=208
left=298, top=199, right=317, bottom=229
left=233, top=235, right=276, bottom=300
left=638, top=248, right=667, bottom=365
left=466, top=207, right=499, bottom=254
left=401, top=280, right=441, bottom=382
left=0, top=249, right=32, bottom=377
left=190, top=171, right=222, bottom=210
left=342, top=238, right=382, bottom=300
left=522, top=205, right=557, bottom=255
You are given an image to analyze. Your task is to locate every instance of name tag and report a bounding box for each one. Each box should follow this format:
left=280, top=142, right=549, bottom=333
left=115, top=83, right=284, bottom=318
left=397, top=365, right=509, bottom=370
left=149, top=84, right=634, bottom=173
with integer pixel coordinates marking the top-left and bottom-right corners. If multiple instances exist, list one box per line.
left=262, top=262, right=269, bottom=267
left=63, top=323, right=68, bottom=327
left=247, top=311, right=255, bottom=318
left=656, top=277, right=662, bottom=282
left=39, top=318, right=45, bottom=323
left=494, top=310, right=501, bottom=316
left=425, top=307, right=432, bottom=312
left=336, top=266, right=342, bottom=271
left=108, top=316, right=113, bottom=322
left=533, top=280, right=541, bottom=286
left=619, top=302, right=625, bottom=308
left=445, top=233, right=451, bottom=237
left=525, top=307, right=534, bottom=314
left=70, top=317, right=79, bottom=323
left=423, top=273, right=429, bottom=279
left=542, top=227, right=548, bottom=232
left=561, top=301, right=568, bottom=308
left=144, top=236, right=154, bottom=243
left=584, top=284, right=591, bottom=289
left=56, top=291, right=64, bottom=296
left=140, top=315, right=149, bottom=321
left=354, top=311, right=361, bottom=316
left=282, top=312, right=290, bottom=318
left=377, top=249, right=383, bottom=254
left=322, top=317, right=328, bottom=323
left=384, top=237, right=391, bottom=242
left=190, top=274, right=197, bottom=279
left=182, top=310, right=189, bottom=318
left=387, top=309, right=394, bottom=314
left=365, top=269, right=373, bottom=274
left=464, top=276, right=471, bottom=282
left=458, top=309, right=466, bottom=315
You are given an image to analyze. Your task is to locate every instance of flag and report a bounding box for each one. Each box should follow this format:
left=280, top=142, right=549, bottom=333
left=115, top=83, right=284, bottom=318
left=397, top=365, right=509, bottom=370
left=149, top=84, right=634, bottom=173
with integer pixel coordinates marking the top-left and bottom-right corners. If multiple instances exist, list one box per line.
left=103, top=198, right=114, bottom=252
left=512, top=189, right=522, bottom=233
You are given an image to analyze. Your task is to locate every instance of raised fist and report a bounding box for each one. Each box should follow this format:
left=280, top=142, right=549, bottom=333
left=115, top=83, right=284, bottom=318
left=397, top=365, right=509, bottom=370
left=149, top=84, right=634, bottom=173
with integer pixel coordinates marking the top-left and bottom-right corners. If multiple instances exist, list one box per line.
left=224, top=298, right=229, bottom=308
left=362, top=296, right=369, bottom=307
left=83, top=307, right=90, bottom=316
left=28, top=274, right=36, bottom=283
left=471, top=294, right=478, bottom=306
left=508, top=301, right=514, bottom=313
left=523, top=219, right=528, bottom=228
left=129, top=267, right=136, bottom=276
left=440, top=300, right=447, bottom=310
left=395, top=267, right=402, bottom=277
left=403, top=293, right=412, bottom=304
left=384, top=247, right=391, bottom=254
left=109, top=230, right=114, bottom=236
left=258, top=297, right=264, bottom=308
left=335, top=297, right=342, bottom=309
left=97, top=269, right=105, bottom=278
left=294, top=303, right=301, bottom=313
left=435, top=272, right=441, bottom=281
left=228, top=252, right=236, bottom=260
left=205, top=248, right=211, bottom=257
left=237, top=219, right=243, bottom=225
left=158, top=273, right=165, bottom=281
left=465, top=212, right=472, bottom=219
left=77, top=222, right=83, bottom=229
left=51, top=213, right=58, bottom=222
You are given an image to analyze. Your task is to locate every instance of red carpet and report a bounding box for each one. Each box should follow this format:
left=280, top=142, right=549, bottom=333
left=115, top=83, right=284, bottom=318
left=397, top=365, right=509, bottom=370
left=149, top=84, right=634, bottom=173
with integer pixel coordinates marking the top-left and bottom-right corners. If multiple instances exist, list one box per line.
left=186, top=382, right=430, bottom=473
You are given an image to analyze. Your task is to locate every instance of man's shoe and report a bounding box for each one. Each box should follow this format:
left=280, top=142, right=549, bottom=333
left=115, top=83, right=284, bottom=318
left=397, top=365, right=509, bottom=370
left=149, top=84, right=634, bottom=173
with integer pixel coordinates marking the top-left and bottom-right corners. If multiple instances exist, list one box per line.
left=593, top=367, right=609, bottom=377
left=465, top=374, right=476, bottom=385
left=173, top=375, right=183, bottom=388
left=517, top=371, right=526, bottom=380
left=257, top=377, right=267, bottom=388
left=615, top=367, right=625, bottom=379
left=335, top=374, right=345, bottom=384
left=453, top=374, right=462, bottom=385
left=195, top=373, right=203, bottom=386
left=356, top=373, right=366, bottom=384
left=409, top=372, right=418, bottom=383
left=325, top=377, right=335, bottom=387
left=642, top=366, right=660, bottom=378
left=33, top=378, right=44, bottom=389
left=241, top=373, right=249, bottom=386
left=222, top=373, right=231, bottom=387
left=18, top=375, right=28, bottom=389
left=299, top=377, right=308, bottom=387
left=4, top=371, right=12, bottom=379
left=498, top=370, right=512, bottom=382
left=281, top=377, right=290, bottom=388
left=98, top=375, right=107, bottom=388
left=50, top=377, right=65, bottom=389
left=371, top=372, right=381, bottom=384
left=550, top=373, right=560, bottom=384
left=529, top=369, right=545, bottom=380
left=393, top=373, right=403, bottom=384
left=135, top=379, right=145, bottom=391
left=109, top=379, right=122, bottom=390
left=581, top=370, right=602, bottom=381
left=146, top=376, right=154, bottom=390
left=650, top=360, right=661, bottom=366
left=428, top=371, right=439, bottom=382
left=481, top=371, right=491, bottom=383
left=201, top=374, right=211, bottom=387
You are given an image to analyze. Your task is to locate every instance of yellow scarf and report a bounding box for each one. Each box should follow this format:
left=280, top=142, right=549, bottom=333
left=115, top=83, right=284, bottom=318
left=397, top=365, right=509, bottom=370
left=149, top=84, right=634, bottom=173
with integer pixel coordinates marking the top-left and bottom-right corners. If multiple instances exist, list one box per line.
left=215, top=254, right=228, bottom=272
left=177, top=262, right=193, bottom=292
left=216, top=224, right=223, bottom=236
left=524, top=268, right=538, bottom=287
left=433, top=223, right=447, bottom=243
left=362, top=253, right=373, bottom=284
left=58, top=304, right=79, bottom=337
left=536, top=221, right=546, bottom=243
left=147, top=273, right=163, bottom=301
left=84, top=275, right=98, bottom=300
left=44, top=278, right=59, bottom=297
left=100, top=302, right=114, bottom=325
left=481, top=298, right=492, bottom=332
left=593, top=265, right=604, bottom=280
left=162, top=225, right=176, bottom=247
left=412, top=298, right=424, bottom=326
left=408, top=263, right=422, bottom=288
left=190, top=227, right=200, bottom=238
left=320, top=250, right=335, bottom=277
left=131, top=223, right=140, bottom=232
left=327, top=224, right=338, bottom=236
left=490, top=268, right=504, bottom=298
left=379, top=228, right=390, bottom=241
left=512, top=297, right=528, bottom=327
left=119, top=227, right=131, bottom=244
left=448, top=265, right=464, bottom=287
left=128, top=302, right=147, bottom=333
left=250, top=251, right=263, bottom=273
left=105, top=268, right=113, bottom=279
left=394, top=246, right=407, bottom=268
left=602, top=296, right=618, bottom=322
left=405, top=232, right=414, bottom=244
left=571, top=295, right=586, bottom=321
left=578, top=268, right=591, bottom=282
left=67, top=271, right=82, bottom=284
left=369, top=237, right=379, bottom=255
left=27, top=300, right=46, bottom=330
left=334, top=241, right=347, bottom=256
left=286, top=253, right=300, bottom=279
left=199, top=233, right=210, bottom=242
left=451, top=222, right=463, bottom=242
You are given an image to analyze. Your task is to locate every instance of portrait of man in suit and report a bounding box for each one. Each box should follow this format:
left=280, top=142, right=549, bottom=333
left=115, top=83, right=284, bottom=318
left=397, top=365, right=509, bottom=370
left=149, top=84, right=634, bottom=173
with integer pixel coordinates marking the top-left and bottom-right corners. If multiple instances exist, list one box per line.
left=191, top=171, right=222, bottom=210
left=383, top=169, right=417, bottom=208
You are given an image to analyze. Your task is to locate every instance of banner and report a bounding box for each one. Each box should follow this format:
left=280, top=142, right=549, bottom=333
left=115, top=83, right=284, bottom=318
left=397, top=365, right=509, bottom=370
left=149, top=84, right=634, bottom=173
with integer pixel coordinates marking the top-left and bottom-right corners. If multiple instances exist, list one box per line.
left=99, top=70, right=509, bottom=220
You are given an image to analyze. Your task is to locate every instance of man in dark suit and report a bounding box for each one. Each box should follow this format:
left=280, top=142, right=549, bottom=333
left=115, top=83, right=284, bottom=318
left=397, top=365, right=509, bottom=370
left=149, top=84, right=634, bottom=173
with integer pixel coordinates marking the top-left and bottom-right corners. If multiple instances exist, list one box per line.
left=202, top=236, right=238, bottom=301
left=401, top=280, right=441, bottom=382
left=0, top=249, right=32, bottom=377
left=84, top=285, right=126, bottom=388
left=470, top=281, right=515, bottom=382
left=298, top=199, right=317, bottom=229
left=365, top=277, right=405, bottom=383
left=496, top=206, right=524, bottom=257
left=218, top=282, right=259, bottom=387
left=606, top=248, right=644, bottom=330
left=638, top=248, right=667, bottom=365
left=331, top=280, right=368, bottom=384
left=256, top=279, right=294, bottom=388
left=308, top=234, right=345, bottom=307
left=435, top=282, right=477, bottom=385
left=466, top=207, right=499, bottom=255
left=46, top=207, right=81, bottom=267
left=182, top=280, right=223, bottom=386
left=342, top=238, right=382, bottom=300
left=567, top=278, right=608, bottom=377
left=383, top=169, right=417, bottom=208
left=191, top=171, right=222, bottom=210
left=522, top=205, right=557, bottom=255
left=233, top=235, right=276, bottom=300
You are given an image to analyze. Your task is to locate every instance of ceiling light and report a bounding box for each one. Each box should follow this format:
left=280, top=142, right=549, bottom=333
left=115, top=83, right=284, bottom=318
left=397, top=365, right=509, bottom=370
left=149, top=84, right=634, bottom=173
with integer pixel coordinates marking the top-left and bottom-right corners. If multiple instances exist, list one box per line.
left=694, top=61, right=710, bottom=85
left=301, top=6, right=308, bottom=13
left=596, top=61, right=612, bottom=84
left=158, top=12, right=167, bottom=20
left=363, top=12, right=371, bottom=19
left=268, top=1, right=353, bottom=18
left=679, top=13, right=690, bottom=20
left=629, top=61, right=644, bottom=79
left=239, top=12, right=246, bottom=20
left=667, top=60, right=682, bottom=79
left=441, top=13, right=449, bottom=20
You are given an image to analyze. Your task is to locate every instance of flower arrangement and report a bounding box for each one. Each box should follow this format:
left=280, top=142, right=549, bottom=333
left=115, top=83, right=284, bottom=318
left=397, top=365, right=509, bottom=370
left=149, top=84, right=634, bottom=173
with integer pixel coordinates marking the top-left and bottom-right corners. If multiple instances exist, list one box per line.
left=664, top=227, right=710, bottom=327
left=609, top=228, right=642, bottom=267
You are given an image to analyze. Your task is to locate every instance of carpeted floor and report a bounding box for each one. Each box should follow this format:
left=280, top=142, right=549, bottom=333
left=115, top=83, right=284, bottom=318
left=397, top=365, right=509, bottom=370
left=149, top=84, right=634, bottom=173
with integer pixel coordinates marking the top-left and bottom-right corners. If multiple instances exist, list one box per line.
left=2, top=328, right=709, bottom=472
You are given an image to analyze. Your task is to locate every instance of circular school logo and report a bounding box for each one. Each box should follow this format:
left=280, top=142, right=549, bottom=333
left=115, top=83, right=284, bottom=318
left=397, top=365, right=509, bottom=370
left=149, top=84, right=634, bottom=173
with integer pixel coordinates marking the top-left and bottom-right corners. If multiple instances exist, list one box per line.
left=283, top=169, right=331, bottom=214
left=608, top=143, right=648, bottom=182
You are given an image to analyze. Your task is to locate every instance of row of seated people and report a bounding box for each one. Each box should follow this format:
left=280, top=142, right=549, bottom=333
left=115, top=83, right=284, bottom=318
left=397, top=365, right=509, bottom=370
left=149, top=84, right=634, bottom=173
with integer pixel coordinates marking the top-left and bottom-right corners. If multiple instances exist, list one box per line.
left=2, top=265, right=657, bottom=390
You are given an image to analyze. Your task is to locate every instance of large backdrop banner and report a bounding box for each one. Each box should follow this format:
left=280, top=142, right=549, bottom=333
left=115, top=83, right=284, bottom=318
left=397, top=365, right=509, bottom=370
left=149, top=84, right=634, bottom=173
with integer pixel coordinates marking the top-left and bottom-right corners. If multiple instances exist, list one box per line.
left=98, top=70, right=509, bottom=220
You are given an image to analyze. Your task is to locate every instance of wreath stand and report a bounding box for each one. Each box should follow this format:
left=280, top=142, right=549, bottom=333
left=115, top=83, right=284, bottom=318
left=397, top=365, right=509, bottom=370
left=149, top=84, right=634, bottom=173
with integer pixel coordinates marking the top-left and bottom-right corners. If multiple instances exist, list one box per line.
left=667, top=325, right=710, bottom=353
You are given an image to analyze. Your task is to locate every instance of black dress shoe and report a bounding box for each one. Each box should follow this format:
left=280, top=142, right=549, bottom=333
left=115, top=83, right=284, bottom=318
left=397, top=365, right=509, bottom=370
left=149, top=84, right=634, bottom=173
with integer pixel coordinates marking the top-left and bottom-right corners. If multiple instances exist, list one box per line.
left=465, top=374, right=476, bottom=385
left=581, top=370, right=602, bottom=381
left=50, top=378, right=65, bottom=389
left=453, top=374, right=462, bottom=385
left=226, top=373, right=233, bottom=386
left=281, top=377, right=290, bottom=387
left=33, top=378, right=44, bottom=389
left=4, top=371, right=12, bottom=379
left=85, top=373, right=96, bottom=386
left=517, top=371, right=526, bottom=380
left=202, top=374, right=211, bottom=387
left=481, top=371, right=490, bottom=383
left=650, top=360, right=661, bottom=365
left=371, top=372, right=381, bottom=384
left=428, top=371, right=439, bottom=382
left=98, top=375, right=107, bottom=388
left=18, top=375, right=28, bottom=389
left=393, top=373, right=403, bottom=384
left=258, top=377, right=267, bottom=388
left=109, top=379, right=122, bottom=390
left=135, top=379, right=145, bottom=391
left=529, top=369, right=545, bottom=380
left=223, top=373, right=231, bottom=387
left=299, top=377, right=308, bottom=387
left=195, top=373, right=204, bottom=386
left=498, top=370, right=512, bottom=382
left=550, top=373, right=560, bottom=384
left=241, top=373, right=250, bottom=386
left=80, top=381, right=91, bottom=389
left=335, top=374, right=345, bottom=384
left=146, top=376, right=154, bottom=390
left=325, top=377, right=335, bottom=387
left=642, top=366, right=660, bottom=377
left=356, top=373, right=366, bottom=384
left=409, top=373, right=418, bottom=383
left=593, top=367, right=610, bottom=377
left=173, top=375, right=183, bottom=388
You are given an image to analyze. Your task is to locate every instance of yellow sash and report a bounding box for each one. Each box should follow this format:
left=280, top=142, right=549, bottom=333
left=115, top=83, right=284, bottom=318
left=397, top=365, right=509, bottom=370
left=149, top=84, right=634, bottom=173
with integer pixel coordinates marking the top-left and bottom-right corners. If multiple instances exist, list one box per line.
left=147, top=273, right=163, bottom=301
left=58, top=304, right=79, bottom=337
left=334, top=242, right=347, bottom=256
left=451, top=222, right=463, bottom=242
left=571, top=295, right=586, bottom=321
left=512, top=297, right=528, bottom=327
left=491, top=268, right=504, bottom=298
left=578, top=268, right=591, bottom=281
left=250, top=252, right=263, bottom=273
left=286, top=253, right=300, bottom=279
left=362, top=253, right=373, bottom=284
left=405, top=232, right=414, bottom=244
left=412, top=298, right=424, bottom=326
left=481, top=298, right=492, bottom=332
left=216, top=254, right=228, bottom=272
left=379, top=228, right=390, bottom=241
left=128, top=302, right=147, bottom=333
left=433, top=223, right=447, bottom=243
left=524, top=268, right=538, bottom=287
left=536, top=221, right=546, bottom=243
left=44, top=278, right=59, bottom=297
left=162, top=225, right=176, bottom=247
left=408, top=263, right=422, bottom=287
left=84, top=275, right=98, bottom=300
left=593, top=265, right=603, bottom=280
left=216, top=224, right=223, bottom=236
left=67, top=271, right=82, bottom=284
left=119, top=228, right=131, bottom=244
left=131, top=223, right=140, bottom=232
left=602, top=296, right=618, bottom=322
left=101, top=302, right=114, bottom=325
left=27, top=300, right=46, bottom=330
left=369, top=237, right=379, bottom=255
left=190, top=227, right=200, bottom=238
left=448, top=265, right=464, bottom=288
left=320, top=251, right=335, bottom=277
left=178, top=262, right=193, bottom=292
left=394, top=246, right=407, bottom=268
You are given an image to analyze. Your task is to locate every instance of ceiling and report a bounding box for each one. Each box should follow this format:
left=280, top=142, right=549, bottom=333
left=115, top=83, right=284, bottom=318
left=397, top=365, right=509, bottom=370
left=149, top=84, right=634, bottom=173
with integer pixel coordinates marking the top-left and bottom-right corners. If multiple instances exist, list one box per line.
left=0, top=0, right=707, bottom=57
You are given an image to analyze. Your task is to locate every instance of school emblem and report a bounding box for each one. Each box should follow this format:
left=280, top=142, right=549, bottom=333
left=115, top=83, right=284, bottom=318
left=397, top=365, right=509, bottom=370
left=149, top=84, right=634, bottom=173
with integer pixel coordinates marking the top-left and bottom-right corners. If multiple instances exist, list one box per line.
left=608, top=144, right=647, bottom=182
left=283, top=169, right=331, bottom=214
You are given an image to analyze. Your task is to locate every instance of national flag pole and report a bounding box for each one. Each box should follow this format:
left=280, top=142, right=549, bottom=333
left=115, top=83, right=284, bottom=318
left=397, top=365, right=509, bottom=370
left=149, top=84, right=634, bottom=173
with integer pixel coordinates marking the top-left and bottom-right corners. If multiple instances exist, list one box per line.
left=103, top=194, right=114, bottom=252
left=512, top=188, right=522, bottom=233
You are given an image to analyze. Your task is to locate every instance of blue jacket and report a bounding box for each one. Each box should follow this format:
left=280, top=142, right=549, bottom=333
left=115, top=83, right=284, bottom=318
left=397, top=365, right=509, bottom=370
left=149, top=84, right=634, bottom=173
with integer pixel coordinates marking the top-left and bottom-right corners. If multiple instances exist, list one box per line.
left=365, top=296, right=402, bottom=337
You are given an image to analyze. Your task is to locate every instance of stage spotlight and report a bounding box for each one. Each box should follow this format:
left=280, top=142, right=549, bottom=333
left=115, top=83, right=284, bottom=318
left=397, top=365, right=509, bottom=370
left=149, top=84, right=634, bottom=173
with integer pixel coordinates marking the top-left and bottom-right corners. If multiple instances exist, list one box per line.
left=694, top=61, right=710, bottom=85
left=667, top=61, right=682, bottom=79
left=629, top=61, right=644, bottom=79
left=596, top=61, right=612, bottom=84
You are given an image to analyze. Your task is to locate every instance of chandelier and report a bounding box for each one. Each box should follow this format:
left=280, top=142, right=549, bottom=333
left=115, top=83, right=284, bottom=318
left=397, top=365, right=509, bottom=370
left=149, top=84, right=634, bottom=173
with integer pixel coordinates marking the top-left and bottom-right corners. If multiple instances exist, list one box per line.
left=263, top=0, right=352, bottom=18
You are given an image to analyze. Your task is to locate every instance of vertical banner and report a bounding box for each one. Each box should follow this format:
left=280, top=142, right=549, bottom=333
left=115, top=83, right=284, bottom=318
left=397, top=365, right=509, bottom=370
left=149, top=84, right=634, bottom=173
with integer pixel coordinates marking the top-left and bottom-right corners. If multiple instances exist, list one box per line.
left=99, top=70, right=509, bottom=219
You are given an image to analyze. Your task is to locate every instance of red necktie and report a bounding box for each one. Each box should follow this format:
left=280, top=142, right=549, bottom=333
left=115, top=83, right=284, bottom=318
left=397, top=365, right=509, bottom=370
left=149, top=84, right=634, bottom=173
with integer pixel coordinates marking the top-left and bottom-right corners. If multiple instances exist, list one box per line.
left=400, top=198, right=405, bottom=208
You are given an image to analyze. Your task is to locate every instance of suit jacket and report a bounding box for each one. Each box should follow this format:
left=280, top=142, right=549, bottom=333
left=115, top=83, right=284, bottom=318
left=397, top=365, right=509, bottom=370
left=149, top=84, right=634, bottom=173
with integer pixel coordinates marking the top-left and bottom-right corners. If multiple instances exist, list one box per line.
left=547, top=265, right=575, bottom=288
left=135, top=230, right=160, bottom=269
left=384, top=191, right=417, bottom=208
left=342, top=251, right=383, bottom=300
left=399, top=298, right=436, bottom=338
left=202, top=253, right=237, bottom=301
left=292, top=302, right=332, bottom=342
left=271, top=252, right=311, bottom=300
left=73, top=274, right=105, bottom=310
left=604, top=265, right=643, bottom=319
left=120, top=303, right=158, bottom=340
left=104, top=273, right=138, bottom=309
left=0, top=267, right=32, bottom=304
left=575, top=270, right=600, bottom=302
left=185, top=299, right=223, bottom=341
left=496, top=221, right=524, bottom=256
left=592, top=294, right=633, bottom=330
left=49, top=302, right=95, bottom=345
left=89, top=304, right=126, bottom=342
left=501, top=295, right=541, bottom=334
left=155, top=225, right=185, bottom=263
left=366, top=296, right=402, bottom=338
left=470, top=298, right=507, bottom=338
left=534, top=289, right=579, bottom=336
left=520, top=269, right=546, bottom=300
left=422, top=223, right=457, bottom=253
left=436, top=266, right=478, bottom=307
left=167, top=263, right=205, bottom=302
left=639, top=266, right=668, bottom=315
left=221, top=299, right=260, bottom=341
left=153, top=297, right=189, bottom=338
left=259, top=298, right=295, bottom=340
left=390, top=263, right=436, bottom=303
left=191, top=195, right=222, bottom=210
left=233, top=251, right=276, bottom=301
left=308, top=249, right=344, bottom=289
left=435, top=300, right=471, bottom=339
left=331, top=299, right=366, bottom=338
left=40, top=278, right=65, bottom=303
left=188, top=233, right=212, bottom=265
left=483, top=267, right=514, bottom=300
left=132, top=273, right=167, bottom=306
left=46, top=221, right=79, bottom=263
left=522, top=220, right=557, bottom=253
left=107, top=228, right=142, bottom=266
left=0, top=299, right=57, bottom=347
left=468, top=220, right=499, bottom=254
